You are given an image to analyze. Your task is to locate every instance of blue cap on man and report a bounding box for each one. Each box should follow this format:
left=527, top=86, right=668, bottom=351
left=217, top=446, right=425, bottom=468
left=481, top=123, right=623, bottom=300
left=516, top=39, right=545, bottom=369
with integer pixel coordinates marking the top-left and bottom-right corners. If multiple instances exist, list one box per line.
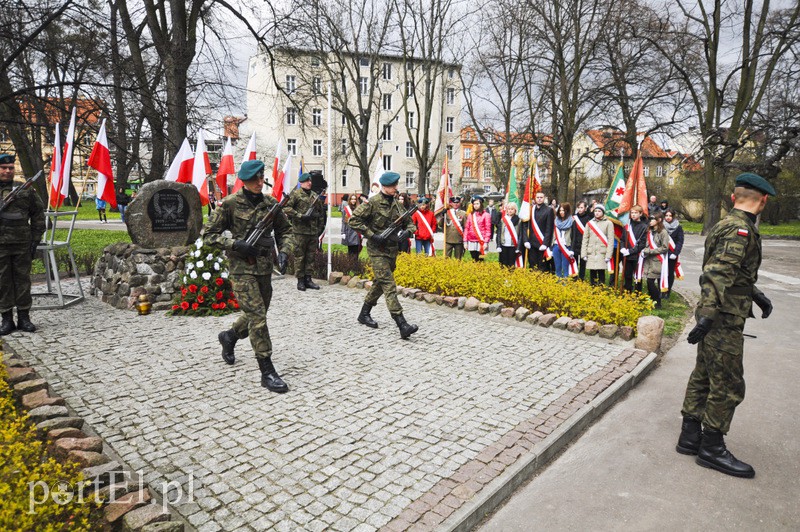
left=734, top=172, right=776, bottom=196
left=239, top=160, right=266, bottom=182
left=0, top=153, right=15, bottom=165
left=379, top=171, right=401, bottom=186
left=298, top=172, right=312, bottom=183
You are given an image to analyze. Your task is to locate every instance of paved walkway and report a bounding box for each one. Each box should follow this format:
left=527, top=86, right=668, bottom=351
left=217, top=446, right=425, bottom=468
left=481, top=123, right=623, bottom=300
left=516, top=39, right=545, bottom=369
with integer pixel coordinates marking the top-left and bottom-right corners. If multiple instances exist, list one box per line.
left=4, top=275, right=647, bottom=531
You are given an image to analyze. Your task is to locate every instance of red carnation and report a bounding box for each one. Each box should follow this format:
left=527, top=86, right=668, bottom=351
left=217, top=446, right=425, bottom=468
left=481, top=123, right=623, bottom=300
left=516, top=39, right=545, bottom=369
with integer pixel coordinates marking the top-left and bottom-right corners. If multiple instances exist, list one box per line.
left=180, top=301, right=189, bottom=310
left=219, top=302, right=226, bottom=309
left=181, top=288, right=187, bottom=297
left=188, top=284, right=198, bottom=293
left=201, top=286, right=209, bottom=294
left=191, top=302, right=199, bottom=310
left=215, top=278, right=224, bottom=286
left=216, top=291, right=224, bottom=300
left=212, top=303, right=219, bottom=310
left=197, top=295, right=205, bottom=303
left=172, top=304, right=179, bottom=310
left=232, top=302, right=239, bottom=309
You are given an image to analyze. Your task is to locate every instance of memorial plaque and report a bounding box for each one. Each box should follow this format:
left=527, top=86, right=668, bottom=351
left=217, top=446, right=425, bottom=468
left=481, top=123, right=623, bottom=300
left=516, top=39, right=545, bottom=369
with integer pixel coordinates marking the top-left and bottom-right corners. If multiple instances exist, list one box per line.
left=148, top=189, right=189, bottom=232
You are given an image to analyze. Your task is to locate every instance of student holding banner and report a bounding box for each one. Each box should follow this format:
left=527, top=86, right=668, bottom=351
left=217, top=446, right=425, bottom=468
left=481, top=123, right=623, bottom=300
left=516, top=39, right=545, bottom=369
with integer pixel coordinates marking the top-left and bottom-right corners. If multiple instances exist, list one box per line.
left=642, top=211, right=670, bottom=309
left=582, top=204, right=615, bottom=286
left=619, top=205, right=648, bottom=292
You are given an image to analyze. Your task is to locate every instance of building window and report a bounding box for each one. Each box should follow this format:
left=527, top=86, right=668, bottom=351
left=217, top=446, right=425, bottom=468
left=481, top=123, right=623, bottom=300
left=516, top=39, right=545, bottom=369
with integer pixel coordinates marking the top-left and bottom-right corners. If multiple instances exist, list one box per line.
left=360, top=57, right=370, bottom=67
left=406, top=142, right=413, bottom=158
left=287, top=139, right=297, bottom=156
left=483, top=165, right=492, bottom=179
left=448, top=68, right=455, bottom=79
left=341, top=139, right=347, bottom=155
left=313, top=140, right=322, bottom=157
left=312, top=108, right=322, bottom=126
left=446, top=117, right=454, bottom=133
left=643, top=166, right=650, bottom=177
left=382, top=62, right=392, bottom=80
left=656, top=165, right=664, bottom=177
left=447, top=88, right=455, bottom=105
left=668, top=176, right=675, bottom=186
left=342, top=168, right=347, bottom=188
left=285, top=75, right=296, bottom=93
left=382, top=124, right=392, bottom=141
left=383, top=154, right=392, bottom=171
left=408, top=111, right=415, bottom=129
left=382, top=94, right=392, bottom=111
left=446, top=144, right=453, bottom=160
left=406, top=81, right=415, bottom=96
left=341, top=112, right=347, bottom=126
left=405, top=171, right=415, bottom=188
left=286, top=107, right=297, bottom=125
left=359, top=76, right=369, bottom=95
left=463, top=147, right=471, bottom=159
left=463, top=166, right=471, bottom=178
left=312, top=76, right=321, bottom=94
left=483, top=185, right=491, bottom=193
left=311, top=56, right=320, bottom=67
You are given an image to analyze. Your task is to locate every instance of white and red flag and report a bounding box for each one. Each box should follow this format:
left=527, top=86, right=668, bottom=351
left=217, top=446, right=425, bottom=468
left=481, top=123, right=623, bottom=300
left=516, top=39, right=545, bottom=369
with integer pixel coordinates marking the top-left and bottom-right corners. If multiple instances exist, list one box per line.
left=47, top=122, right=62, bottom=209
left=368, top=153, right=384, bottom=198
left=50, top=107, right=76, bottom=208
left=87, top=119, right=117, bottom=209
left=191, top=130, right=211, bottom=206
left=165, top=138, right=194, bottom=183
left=216, top=136, right=235, bottom=198
left=231, top=132, right=257, bottom=194
left=272, top=154, right=293, bottom=200
left=519, top=154, right=542, bottom=222
left=433, top=155, right=452, bottom=215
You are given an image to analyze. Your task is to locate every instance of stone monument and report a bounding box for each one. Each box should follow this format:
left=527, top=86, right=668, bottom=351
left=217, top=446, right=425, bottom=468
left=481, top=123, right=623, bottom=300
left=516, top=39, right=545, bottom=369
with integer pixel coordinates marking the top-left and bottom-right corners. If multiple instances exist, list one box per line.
left=125, top=180, right=202, bottom=248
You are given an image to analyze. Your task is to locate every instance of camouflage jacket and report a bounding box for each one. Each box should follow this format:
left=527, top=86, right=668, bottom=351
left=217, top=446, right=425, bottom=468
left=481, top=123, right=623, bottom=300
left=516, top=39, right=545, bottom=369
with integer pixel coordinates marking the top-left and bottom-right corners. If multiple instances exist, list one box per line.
left=283, top=188, right=326, bottom=236
left=696, top=208, right=763, bottom=321
left=0, top=181, right=46, bottom=246
left=348, top=193, right=416, bottom=258
left=202, top=190, right=292, bottom=276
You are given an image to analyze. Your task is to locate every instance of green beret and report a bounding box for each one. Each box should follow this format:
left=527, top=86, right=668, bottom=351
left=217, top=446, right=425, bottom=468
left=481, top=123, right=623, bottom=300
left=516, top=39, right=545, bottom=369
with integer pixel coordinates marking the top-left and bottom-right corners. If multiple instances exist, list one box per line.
left=298, top=172, right=312, bottom=183
left=735, top=172, right=776, bottom=196
left=0, top=153, right=15, bottom=165
left=379, top=171, right=400, bottom=186
left=471, top=195, right=484, bottom=203
left=239, top=160, right=265, bottom=181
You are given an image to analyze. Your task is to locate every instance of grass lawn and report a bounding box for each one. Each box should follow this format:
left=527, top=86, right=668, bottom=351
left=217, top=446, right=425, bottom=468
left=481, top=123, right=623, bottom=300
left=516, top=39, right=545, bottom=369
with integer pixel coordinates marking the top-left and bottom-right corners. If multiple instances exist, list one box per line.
left=682, top=220, right=800, bottom=237
left=55, top=202, right=123, bottom=221
left=33, top=229, right=130, bottom=275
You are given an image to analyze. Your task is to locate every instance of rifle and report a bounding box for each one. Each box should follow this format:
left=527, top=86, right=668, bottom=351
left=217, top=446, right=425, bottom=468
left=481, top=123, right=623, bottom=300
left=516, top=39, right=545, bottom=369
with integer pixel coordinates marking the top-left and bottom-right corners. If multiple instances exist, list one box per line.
left=0, top=170, right=43, bottom=215
left=302, top=189, right=327, bottom=218
left=378, top=204, right=419, bottom=243
left=242, top=193, right=290, bottom=265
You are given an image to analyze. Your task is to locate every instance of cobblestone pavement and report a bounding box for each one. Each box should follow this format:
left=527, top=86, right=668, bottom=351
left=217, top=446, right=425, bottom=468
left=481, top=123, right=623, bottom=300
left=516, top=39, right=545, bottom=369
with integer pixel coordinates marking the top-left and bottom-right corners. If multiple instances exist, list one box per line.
left=5, top=278, right=645, bottom=531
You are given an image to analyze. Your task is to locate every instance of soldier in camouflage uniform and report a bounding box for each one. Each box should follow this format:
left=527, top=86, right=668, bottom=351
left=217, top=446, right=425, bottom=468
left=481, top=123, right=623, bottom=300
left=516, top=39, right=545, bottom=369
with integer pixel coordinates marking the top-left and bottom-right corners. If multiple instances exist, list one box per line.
left=0, top=153, right=45, bottom=336
left=283, top=172, right=326, bottom=291
left=348, top=171, right=419, bottom=339
left=677, top=172, right=776, bottom=478
left=203, top=160, right=292, bottom=393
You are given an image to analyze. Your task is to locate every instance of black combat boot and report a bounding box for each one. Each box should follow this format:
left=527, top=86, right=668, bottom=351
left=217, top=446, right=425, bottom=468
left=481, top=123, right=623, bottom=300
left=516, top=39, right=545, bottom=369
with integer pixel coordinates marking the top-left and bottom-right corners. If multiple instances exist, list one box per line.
left=0, top=311, right=15, bottom=336
left=15, top=310, right=36, bottom=333
left=297, top=278, right=306, bottom=291
left=304, top=275, right=320, bottom=290
left=357, top=303, right=378, bottom=329
left=218, top=329, right=238, bottom=365
left=695, top=428, right=755, bottom=478
left=676, top=416, right=702, bottom=455
left=392, top=314, right=418, bottom=340
left=257, top=357, right=289, bottom=393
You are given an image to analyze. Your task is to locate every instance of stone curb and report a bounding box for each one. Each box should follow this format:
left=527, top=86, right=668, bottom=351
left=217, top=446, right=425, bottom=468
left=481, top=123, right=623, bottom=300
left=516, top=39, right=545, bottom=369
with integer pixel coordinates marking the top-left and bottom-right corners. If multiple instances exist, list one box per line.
left=327, top=271, right=664, bottom=349
left=440, top=350, right=658, bottom=532
left=0, top=347, right=188, bottom=532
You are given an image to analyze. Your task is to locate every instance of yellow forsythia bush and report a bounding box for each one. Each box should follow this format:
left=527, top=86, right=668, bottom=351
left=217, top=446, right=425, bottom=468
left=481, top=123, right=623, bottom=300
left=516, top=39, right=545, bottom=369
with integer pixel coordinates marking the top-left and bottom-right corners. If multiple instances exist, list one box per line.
left=394, top=254, right=651, bottom=328
left=0, top=360, right=99, bottom=531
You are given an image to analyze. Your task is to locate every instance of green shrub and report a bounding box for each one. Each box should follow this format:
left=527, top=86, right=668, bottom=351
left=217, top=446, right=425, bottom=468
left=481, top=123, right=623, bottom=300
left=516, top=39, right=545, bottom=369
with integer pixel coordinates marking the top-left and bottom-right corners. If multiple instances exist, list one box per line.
left=394, top=254, right=651, bottom=328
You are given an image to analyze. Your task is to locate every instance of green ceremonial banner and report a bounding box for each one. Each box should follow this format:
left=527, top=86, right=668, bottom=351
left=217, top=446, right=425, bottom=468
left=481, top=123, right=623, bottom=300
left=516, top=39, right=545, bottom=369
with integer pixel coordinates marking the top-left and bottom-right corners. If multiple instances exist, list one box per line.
left=604, top=163, right=627, bottom=226
left=507, top=166, right=521, bottom=208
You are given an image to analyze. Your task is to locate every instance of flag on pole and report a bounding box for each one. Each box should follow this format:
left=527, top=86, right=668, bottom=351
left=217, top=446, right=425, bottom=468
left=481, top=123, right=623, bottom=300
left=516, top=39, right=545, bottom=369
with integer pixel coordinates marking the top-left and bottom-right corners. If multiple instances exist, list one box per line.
left=506, top=166, right=521, bottom=209
left=296, top=157, right=304, bottom=188
left=191, top=130, right=210, bottom=206
left=603, top=162, right=628, bottom=226
left=617, top=148, right=649, bottom=217
left=433, top=155, right=451, bottom=215
left=231, top=132, right=257, bottom=194
left=519, top=155, right=542, bottom=221
left=216, top=137, right=235, bottom=198
left=369, top=152, right=384, bottom=198
left=165, top=138, right=194, bottom=183
left=47, top=122, right=62, bottom=209
left=272, top=155, right=293, bottom=199
left=51, top=108, right=76, bottom=208
left=87, top=119, right=117, bottom=209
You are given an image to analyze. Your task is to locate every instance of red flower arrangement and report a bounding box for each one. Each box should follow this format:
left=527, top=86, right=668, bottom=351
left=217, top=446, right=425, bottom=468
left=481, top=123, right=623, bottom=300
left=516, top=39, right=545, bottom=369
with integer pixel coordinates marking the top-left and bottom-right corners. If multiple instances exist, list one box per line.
left=170, top=240, right=240, bottom=317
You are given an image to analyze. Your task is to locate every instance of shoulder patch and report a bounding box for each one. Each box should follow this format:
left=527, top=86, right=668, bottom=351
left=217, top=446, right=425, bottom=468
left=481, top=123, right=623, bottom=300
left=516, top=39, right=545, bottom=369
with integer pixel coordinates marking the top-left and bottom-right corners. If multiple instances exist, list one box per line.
left=737, top=228, right=749, bottom=237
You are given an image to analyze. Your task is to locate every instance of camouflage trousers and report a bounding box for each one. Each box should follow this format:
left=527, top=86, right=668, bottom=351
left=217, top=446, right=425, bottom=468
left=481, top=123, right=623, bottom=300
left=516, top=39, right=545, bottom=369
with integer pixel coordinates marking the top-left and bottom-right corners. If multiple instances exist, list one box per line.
left=229, top=274, right=273, bottom=361
left=681, top=313, right=746, bottom=434
left=0, top=244, right=33, bottom=313
left=445, top=243, right=464, bottom=260
left=364, top=254, right=403, bottom=315
left=294, top=233, right=318, bottom=278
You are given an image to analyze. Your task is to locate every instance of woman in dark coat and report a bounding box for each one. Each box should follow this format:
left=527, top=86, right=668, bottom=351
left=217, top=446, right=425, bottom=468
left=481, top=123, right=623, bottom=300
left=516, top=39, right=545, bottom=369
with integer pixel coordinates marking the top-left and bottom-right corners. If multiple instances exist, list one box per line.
left=664, top=208, right=684, bottom=299
left=341, top=195, right=362, bottom=255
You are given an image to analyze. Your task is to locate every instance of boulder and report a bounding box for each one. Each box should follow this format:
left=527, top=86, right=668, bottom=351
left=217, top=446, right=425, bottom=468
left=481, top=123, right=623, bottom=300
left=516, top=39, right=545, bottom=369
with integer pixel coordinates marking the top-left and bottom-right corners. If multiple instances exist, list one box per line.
left=51, top=437, right=104, bottom=461
left=457, top=297, right=467, bottom=310
left=515, top=308, right=531, bottom=321
left=583, top=321, right=600, bottom=335
left=443, top=296, right=458, bottom=308
left=68, top=450, right=111, bottom=468
left=567, top=319, right=585, bottom=333
left=477, top=302, right=491, bottom=315
left=6, top=366, right=36, bottom=385
left=22, top=390, right=66, bottom=409
left=28, top=405, right=69, bottom=424
left=104, top=490, right=152, bottom=525
left=635, top=315, right=665, bottom=353
left=464, top=297, right=480, bottom=311
left=619, top=326, right=635, bottom=341
left=538, top=313, right=558, bottom=327
left=346, top=276, right=360, bottom=288
left=328, top=272, right=343, bottom=285
left=526, top=311, right=543, bottom=325
left=598, top=324, right=619, bottom=339
left=500, top=307, right=515, bottom=318
left=488, top=303, right=504, bottom=316
left=122, top=504, right=170, bottom=532
left=552, top=316, right=571, bottom=330
left=126, top=181, right=202, bottom=248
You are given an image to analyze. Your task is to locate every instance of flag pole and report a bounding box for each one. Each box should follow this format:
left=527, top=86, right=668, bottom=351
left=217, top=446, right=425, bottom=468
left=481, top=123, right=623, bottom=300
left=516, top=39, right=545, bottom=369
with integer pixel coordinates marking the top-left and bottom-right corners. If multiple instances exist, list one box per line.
left=326, top=81, right=333, bottom=279
left=443, top=156, right=447, bottom=258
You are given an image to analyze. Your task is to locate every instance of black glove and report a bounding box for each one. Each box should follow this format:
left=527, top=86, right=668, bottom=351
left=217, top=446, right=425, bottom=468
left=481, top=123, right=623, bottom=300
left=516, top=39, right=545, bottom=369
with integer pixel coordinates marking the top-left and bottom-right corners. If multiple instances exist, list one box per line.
left=396, top=229, right=411, bottom=241
left=369, top=233, right=386, bottom=246
left=687, top=317, right=714, bottom=345
left=30, top=240, right=39, bottom=259
left=300, top=213, right=313, bottom=222
left=752, top=292, right=772, bottom=319
left=232, top=240, right=259, bottom=258
left=277, top=252, right=288, bottom=275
